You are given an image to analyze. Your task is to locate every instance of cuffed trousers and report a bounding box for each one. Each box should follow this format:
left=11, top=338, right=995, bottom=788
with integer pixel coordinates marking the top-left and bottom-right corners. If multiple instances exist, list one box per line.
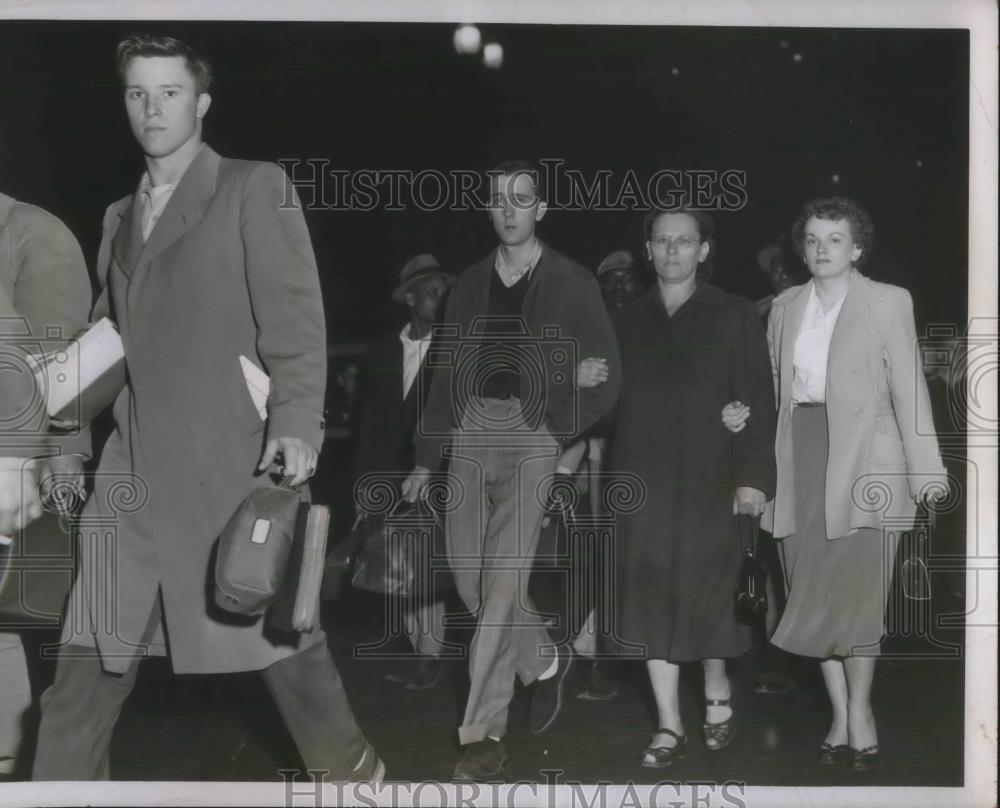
left=448, top=398, right=560, bottom=744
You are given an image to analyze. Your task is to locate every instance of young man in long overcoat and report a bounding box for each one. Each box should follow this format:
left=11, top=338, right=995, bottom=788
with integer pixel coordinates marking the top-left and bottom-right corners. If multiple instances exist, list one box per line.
left=32, top=35, right=382, bottom=783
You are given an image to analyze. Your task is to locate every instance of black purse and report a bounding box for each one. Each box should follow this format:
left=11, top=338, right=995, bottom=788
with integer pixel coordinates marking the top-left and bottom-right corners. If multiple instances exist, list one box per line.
left=349, top=499, right=452, bottom=599
left=321, top=513, right=369, bottom=601
left=734, top=514, right=768, bottom=625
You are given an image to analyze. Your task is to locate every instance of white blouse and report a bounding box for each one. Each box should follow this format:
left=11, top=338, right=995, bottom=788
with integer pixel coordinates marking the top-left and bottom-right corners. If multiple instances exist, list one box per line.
left=791, top=282, right=848, bottom=404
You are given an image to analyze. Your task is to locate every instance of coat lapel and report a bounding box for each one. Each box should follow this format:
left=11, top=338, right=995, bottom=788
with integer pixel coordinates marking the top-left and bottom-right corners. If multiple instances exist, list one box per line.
left=778, top=283, right=810, bottom=404
left=137, top=145, right=220, bottom=273
left=112, top=195, right=143, bottom=277
left=829, top=271, right=881, bottom=354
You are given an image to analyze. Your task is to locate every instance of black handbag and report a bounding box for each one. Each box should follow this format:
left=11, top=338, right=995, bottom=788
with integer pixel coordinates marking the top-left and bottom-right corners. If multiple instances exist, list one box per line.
left=349, top=499, right=452, bottom=599
left=321, top=513, right=371, bottom=601
left=734, top=514, right=768, bottom=625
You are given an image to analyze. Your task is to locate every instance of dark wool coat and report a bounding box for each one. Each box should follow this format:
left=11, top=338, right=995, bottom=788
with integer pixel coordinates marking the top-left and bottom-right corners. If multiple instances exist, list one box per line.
left=612, top=283, right=776, bottom=661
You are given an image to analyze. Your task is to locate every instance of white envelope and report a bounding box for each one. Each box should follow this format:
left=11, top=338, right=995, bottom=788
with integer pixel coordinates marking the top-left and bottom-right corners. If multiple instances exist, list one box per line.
left=239, top=355, right=270, bottom=421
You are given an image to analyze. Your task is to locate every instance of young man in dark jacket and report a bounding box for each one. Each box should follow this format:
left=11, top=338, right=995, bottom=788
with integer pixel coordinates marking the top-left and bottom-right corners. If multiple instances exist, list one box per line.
left=402, top=162, right=620, bottom=780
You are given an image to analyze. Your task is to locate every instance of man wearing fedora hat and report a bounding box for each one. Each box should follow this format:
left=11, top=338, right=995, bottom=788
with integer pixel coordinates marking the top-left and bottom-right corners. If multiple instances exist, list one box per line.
left=354, top=254, right=455, bottom=691
left=546, top=249, right=644, bottom=705
left=595, top=249, right=643, bottom=314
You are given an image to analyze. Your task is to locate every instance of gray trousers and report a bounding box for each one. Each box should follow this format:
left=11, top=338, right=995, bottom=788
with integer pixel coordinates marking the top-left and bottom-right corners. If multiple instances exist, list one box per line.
left=31, top=637, right=368, bottom=780
left=448, top=398, right=560, bottom=744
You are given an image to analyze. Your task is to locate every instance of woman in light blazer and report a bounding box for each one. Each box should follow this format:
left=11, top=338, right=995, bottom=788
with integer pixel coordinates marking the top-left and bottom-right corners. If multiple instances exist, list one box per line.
left=726, top=196, right=947, bottom=770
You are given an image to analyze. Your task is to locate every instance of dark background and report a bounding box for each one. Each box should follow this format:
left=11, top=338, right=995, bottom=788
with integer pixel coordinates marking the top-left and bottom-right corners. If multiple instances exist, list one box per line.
left=1, top=21, right=969, bottom=340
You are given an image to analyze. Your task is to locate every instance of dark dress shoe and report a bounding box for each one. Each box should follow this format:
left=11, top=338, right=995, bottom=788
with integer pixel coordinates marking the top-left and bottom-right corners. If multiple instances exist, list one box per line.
left=529, top=648, right=574, bottom=734
left=405, top=656, right=444, bottom=691
left=818, top=742, right=852, bottom=765
left=850, top=745, right=880, bottom=771
left=453, top=739, right=508, bottom=781
left=753, top=674, right=797, bottom=695
left=576, top=661, right=619, bottom=702
left=384, top=660, right=415, bottom=684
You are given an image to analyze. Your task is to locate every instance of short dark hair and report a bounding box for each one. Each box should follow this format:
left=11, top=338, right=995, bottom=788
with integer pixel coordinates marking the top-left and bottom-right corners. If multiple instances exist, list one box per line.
left=488, top=160, right=546, bottom=203
left=791, top=196, right=874, bottom=266
left=642, top=207, right=715, bottom=282
left=116, top=34, right=213, bottom=94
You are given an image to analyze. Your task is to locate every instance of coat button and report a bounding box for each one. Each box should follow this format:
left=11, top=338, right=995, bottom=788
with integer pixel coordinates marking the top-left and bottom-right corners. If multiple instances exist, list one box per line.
left=854, top=406, right=863, bottom=416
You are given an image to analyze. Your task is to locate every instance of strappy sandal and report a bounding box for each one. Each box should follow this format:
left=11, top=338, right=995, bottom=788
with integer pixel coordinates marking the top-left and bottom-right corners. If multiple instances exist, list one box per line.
left=702, top=695, right=738, bottom=751
left=639, top=727, right=687, bottom=769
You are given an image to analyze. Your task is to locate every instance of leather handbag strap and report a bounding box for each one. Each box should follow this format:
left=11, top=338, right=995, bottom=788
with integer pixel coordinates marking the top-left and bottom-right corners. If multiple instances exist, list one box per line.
left=384, top=497, right=444, bottom=529
left=737, top=514, right=759, bottom=556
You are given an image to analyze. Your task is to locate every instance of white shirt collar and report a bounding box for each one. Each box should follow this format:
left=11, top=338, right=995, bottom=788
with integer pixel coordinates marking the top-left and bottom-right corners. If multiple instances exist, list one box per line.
left=804, top=279, right=849, bottom=324
left=495, top=239, right=542, bottom=287
left=139, top=171, right=178, bottom=198
left=399, top=323, right=431, bottom=344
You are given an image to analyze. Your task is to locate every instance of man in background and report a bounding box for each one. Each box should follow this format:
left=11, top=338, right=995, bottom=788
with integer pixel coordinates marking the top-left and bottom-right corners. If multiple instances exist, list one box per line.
left=541, top=250, right=643, bottom=703
left=595, top=249, right=642, bottom=315
left=354, top=253, right=455, bottom=691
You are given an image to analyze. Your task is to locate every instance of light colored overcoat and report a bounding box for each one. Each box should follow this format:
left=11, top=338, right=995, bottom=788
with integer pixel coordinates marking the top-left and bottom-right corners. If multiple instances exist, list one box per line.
left=762, top=271, right=947, bottom=540
left=61, top=145, right=327, bottom=674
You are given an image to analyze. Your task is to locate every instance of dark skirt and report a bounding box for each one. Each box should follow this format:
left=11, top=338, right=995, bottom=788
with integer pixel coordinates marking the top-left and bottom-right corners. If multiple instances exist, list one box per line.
left=771, top=404, right=900, bottom=658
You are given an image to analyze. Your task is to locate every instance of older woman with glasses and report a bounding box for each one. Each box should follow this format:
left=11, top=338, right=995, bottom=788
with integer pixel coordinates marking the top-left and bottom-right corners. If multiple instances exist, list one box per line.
left=613, top=207, right=776, bottom=768
left=726, top=196, right=948, bottom=770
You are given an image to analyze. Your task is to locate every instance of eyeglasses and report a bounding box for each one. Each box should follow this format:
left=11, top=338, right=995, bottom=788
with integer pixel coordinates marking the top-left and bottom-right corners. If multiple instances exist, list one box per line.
left=648, top=236, right=699, bottom=250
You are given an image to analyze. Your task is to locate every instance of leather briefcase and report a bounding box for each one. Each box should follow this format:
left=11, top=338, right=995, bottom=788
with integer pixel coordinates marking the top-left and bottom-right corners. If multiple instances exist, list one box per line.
left=214, top=483, right=303, bottom=617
